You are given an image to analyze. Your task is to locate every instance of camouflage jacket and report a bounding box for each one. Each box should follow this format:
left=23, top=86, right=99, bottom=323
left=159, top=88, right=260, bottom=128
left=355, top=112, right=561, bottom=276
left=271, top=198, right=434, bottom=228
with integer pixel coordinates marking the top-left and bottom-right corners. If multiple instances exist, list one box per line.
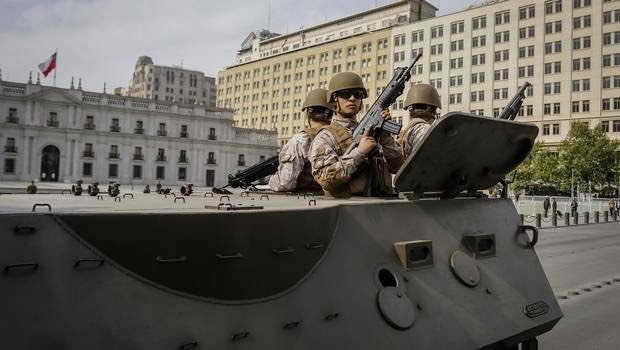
left=399, top=118, right=431, bottom=158
left=309, top=114, right=404, bottom=196
left=269, top=129, right=321, bottom=192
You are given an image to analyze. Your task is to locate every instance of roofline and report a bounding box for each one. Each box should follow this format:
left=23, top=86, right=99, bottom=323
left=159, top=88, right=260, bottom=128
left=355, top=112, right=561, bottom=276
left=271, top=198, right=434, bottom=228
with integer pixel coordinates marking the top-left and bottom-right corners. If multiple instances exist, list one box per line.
left=223, top=27, right=392, bottom=70
left=259, top=0, right=436, bottom=45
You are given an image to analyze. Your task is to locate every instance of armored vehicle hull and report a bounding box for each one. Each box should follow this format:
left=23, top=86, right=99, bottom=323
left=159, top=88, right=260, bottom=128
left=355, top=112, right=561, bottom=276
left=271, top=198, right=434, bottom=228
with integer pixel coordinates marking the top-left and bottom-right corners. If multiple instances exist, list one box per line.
left=0, top=113, right=561, bottom=348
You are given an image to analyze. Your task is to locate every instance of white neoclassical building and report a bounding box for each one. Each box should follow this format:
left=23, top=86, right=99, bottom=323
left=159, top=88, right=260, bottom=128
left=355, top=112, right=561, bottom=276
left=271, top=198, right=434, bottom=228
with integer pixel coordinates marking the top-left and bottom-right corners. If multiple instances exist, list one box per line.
left=0, top=76, right=277, bottom=187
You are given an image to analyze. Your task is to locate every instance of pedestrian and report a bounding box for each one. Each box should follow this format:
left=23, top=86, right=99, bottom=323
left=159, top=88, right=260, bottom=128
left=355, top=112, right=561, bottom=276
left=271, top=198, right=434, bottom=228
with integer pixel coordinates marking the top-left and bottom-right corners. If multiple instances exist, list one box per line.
left=398, top=83, right=441, bottom=158
left=551, top=197, right=558, bottom=216
left=570, top=198, right=578, bottom=217
left=269, top=89, right=334, bottom=192
left=609, top=198, right=615, bottom=216
left=143, top=185, right=151, bottom=193
left=26, top=180, right=37, bottom=194
left=309, top=72, right=403, bottom=198
left=156, top=181, right=162, bottom=194
left=543, top=196, right=550, bottom=217
left=515, top=192, right=520, bottom=202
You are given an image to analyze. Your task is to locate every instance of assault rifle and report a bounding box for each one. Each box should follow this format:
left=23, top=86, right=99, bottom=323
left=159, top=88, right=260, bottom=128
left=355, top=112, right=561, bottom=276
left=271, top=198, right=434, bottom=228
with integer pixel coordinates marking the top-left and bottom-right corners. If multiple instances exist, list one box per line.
left=213, top=155, right=279, bottom=193
left=344, top=53, right=423, bottom=155
left=497, top=82, right=531, bottom=121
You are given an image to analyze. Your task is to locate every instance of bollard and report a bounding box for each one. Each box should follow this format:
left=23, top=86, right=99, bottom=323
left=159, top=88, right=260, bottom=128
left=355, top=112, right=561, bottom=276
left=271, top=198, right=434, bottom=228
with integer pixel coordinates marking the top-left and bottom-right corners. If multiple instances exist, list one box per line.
left=583, top=212, right=589, bottom=224
left=535, top=214, right=542, bottom=228
left=564, top=213, right=570, bottom=226
left=552, top=213, right=558, bottom=227
left=614, top=211, right=618, bottom=221
left=520, top=214, right=524, bottom=224
left=594, top=211, right=599, bottom=223
left=572, top=213, right=579, bottom=225
left=604, top=211, right=609, bottom=222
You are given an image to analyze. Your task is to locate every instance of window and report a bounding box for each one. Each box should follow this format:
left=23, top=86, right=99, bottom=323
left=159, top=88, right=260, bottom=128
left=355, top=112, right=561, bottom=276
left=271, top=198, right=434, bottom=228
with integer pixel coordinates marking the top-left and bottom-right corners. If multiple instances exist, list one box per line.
left=393, top=34, right=406, bottom=46
left=4, top=158, right=15, bottom=174
left=156, top=166, right=165, bottom=180
left=132, top=165, right=142, bottom=179
left=178, top=167, right=187, bottom=181
left=238, top=154, right=245, bottom=166
left=543, top=124, right=550, bottom=136
left=450, top=21, right=464, bottom=34
left=431, top=25, right=443, bottom=38
left=519, top=5, right=535, bottom=20
left=495, top=11, right=510, bottom=25
left=472, top=16, right=486, bottom=29
left=157, top=148, right=166, bottom=161
left=614, top=121, right=620, bottom=133
left=554, top=103, right=561, bottom=114
left=108, top=164, right=118, bottom=178
left=83, top=162, right=93, bottom=177
left=553, top=124, right=560, bottom=135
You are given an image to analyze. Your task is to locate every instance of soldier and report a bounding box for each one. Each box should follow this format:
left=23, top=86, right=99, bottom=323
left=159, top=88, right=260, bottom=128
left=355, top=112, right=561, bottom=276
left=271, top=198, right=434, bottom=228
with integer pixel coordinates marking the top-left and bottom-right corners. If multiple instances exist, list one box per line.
left=156, top=181, right=162, bottom=194
left=398, top=83, right=441, bottom=158
left=26, top=181, right=37, bottom=194
left=181, top=183, right=194, bottom=196
left=144, top=184, right=151, bottom=193
left=110, top=183, right=120, bottom=197
left=309, top=72, right=403, bottom=198
left=72, top=180, right=83, bottom=196
left=88, top=182, right=100, bottom=196
left=269, top=88, right=335, bottom=192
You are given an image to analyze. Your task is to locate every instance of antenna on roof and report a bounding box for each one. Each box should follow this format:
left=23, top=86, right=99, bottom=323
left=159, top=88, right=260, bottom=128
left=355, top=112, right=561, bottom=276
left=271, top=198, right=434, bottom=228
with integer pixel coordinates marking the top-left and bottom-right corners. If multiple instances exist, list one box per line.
left=267, top=1, right=271, bottom=31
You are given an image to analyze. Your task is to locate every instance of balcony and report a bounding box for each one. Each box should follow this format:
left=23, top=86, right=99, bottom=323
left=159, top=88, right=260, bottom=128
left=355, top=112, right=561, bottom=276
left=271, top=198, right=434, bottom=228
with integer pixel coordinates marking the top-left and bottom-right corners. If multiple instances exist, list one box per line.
left=4, top=146, right=17, bottom=153
left=237, top=161, right=246, bottom=166
left=83, top=151, right=95, bottom=158
left=109, top=152, right=120, bottom=159
left=178, top=156, right=188, bottom=163
left=156, top=155, right=167, bottom=162
left=207, top=158, right=217, bottom=165
left=110, top=125, right=121, bottom=132
left=157, top=130, right=167, bottom=137
left=134, top=128, right=144, bottom=134
left=133, top=154, right=144, bottom=161
left=180, top=131, right=189, bottom=138
left=7, top=116, right=19, bottom=123
left=47, top=119, right=59, bottom=127
left=208, top=135, right=217, bottom=140
left=84, top=123, right=95, bottom=130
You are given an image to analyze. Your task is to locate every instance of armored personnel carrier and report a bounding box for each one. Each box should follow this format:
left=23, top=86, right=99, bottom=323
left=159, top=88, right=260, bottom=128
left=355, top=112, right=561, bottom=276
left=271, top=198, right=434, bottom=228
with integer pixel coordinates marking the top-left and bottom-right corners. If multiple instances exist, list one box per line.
left=0, top=112, right=561, bottom=349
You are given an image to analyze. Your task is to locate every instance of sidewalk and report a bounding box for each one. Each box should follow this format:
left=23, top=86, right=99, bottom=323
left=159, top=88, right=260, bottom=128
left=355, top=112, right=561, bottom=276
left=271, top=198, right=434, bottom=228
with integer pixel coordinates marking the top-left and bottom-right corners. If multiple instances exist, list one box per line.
left=0, top=181, right=214, bottom=194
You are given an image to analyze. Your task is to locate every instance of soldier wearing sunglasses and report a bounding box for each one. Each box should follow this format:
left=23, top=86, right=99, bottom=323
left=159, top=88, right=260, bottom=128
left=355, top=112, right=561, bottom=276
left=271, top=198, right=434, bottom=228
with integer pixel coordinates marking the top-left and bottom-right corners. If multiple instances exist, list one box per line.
left=309, top=72, right=404, bottom=198
left=269, top=89, right=335, bottom=192
left=398, top=83, right=441, bottom=158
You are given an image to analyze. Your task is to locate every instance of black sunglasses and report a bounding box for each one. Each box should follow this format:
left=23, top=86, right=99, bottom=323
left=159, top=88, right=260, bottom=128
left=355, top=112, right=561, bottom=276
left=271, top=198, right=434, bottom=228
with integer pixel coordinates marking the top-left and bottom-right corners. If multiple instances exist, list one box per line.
left=307, top=106, right=334, bottom=118
left=335, top=89, right=366, bottom=100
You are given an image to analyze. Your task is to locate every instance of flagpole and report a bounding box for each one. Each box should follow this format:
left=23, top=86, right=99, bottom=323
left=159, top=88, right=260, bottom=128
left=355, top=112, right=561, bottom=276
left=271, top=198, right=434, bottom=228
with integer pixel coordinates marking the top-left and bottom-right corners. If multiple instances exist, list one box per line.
left=53, top=49, right=57, bottom=87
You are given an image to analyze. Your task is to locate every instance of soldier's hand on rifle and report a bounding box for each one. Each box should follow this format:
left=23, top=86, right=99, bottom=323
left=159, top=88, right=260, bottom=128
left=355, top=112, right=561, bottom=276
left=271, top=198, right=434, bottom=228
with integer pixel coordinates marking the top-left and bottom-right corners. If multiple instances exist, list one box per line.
left=358, top=127, right=377, bottom=156
left=380, top=109, right=391, bottom=120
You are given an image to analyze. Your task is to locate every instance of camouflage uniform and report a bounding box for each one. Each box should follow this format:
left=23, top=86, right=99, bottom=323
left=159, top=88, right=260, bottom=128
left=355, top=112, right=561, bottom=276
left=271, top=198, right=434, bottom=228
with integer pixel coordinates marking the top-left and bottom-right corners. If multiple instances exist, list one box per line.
left=269, top=129, right=322, bottom=192
left=309, top=115, right=403, bottom=197
left=399, top=117, right=431, bottom=158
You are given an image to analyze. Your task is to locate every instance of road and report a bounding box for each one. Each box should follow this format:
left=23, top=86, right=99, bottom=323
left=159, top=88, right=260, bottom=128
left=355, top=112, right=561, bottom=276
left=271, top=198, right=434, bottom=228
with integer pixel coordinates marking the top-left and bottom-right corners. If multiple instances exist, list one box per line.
left=536, top=222, right=620, bottom=349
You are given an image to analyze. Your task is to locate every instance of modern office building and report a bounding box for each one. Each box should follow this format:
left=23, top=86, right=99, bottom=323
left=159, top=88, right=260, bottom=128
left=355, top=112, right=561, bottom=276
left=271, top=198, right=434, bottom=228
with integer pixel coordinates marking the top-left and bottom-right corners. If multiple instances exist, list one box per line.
left=129, top=56, right=217, bottom=107
left=218, top=0, right=620, bottom=150
left=217, top=0, right=438, bottom=146
left=0, top=76, right=277, bottom=186
left=390, top=0, right=620, bottom=148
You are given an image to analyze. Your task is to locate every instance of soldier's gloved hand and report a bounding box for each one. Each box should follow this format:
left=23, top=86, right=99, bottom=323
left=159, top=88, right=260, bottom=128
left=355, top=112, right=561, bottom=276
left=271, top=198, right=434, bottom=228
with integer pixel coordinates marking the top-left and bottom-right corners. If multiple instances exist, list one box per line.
left=358, top=127, right=377, bottom=156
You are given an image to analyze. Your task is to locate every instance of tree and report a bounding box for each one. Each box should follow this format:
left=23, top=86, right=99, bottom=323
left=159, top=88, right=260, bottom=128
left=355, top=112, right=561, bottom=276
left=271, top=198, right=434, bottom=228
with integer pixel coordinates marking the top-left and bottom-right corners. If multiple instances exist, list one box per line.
left=512, top=141, right=560, bottom=194
left=558, top=122, right=619, bottom=192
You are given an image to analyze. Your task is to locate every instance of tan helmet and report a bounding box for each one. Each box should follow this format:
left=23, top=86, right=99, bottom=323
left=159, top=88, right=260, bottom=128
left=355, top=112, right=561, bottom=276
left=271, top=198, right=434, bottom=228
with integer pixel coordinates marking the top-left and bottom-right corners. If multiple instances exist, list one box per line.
left=404, top=83, right=441, bottom=110
left=327, top=72, right=368, bottom=101
left=301, top=89, right=335, bottom=111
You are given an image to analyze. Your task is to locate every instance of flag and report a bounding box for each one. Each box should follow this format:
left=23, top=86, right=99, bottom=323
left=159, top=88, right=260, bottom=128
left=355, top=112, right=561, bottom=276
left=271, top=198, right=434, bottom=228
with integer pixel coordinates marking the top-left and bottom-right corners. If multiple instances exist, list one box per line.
left=38, top=52, right=57, bottom=77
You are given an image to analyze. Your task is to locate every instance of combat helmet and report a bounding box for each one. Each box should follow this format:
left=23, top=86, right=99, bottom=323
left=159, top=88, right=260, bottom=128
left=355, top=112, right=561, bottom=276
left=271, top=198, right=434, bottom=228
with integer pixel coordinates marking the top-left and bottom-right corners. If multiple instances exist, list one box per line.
left=404, top=83, right=441, bottom=110
left=327, top=72, right=368, bottom=101
left=301, top=89, right=335, bottom=111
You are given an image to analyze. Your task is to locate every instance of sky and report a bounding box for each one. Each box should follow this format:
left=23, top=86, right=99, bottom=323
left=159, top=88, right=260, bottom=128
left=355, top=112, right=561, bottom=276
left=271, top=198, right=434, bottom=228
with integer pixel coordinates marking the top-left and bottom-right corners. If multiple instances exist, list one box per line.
left=0, top=0, right=468, bottom=92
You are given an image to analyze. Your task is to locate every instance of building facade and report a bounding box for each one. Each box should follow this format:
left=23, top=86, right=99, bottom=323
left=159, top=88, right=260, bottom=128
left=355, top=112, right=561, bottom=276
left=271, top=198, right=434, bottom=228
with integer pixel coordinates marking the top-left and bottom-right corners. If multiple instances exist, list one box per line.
left=389, top=0, right=620, bottom=148
left=0, top=78, right=277, bottom=186
left=217, top=0, right=438, bottom=146
left=129, top=56, right=217, bottom=107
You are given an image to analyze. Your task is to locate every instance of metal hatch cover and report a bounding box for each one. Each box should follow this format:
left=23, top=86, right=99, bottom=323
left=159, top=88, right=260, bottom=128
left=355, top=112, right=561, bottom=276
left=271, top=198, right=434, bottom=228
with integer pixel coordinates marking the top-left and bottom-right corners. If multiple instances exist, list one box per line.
left=394, top=112, right=538, bottom=197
